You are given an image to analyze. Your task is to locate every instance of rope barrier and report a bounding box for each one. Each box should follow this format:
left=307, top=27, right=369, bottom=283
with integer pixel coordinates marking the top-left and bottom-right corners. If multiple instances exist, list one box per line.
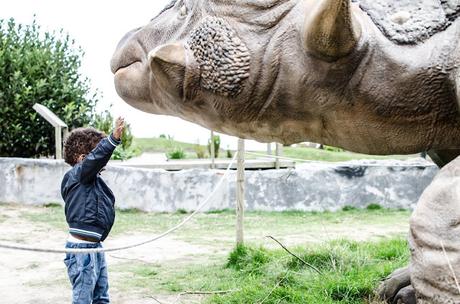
left=0, top=153, right=238, bottom=254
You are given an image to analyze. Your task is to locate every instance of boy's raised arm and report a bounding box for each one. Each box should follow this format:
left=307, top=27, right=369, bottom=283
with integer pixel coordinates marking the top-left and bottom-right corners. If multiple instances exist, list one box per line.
left=80, top=117, right=125, bottom=184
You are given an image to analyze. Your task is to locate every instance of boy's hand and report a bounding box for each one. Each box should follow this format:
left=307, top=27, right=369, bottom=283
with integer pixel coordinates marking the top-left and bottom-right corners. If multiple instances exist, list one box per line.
left=113, top=117, right=125, bottom=141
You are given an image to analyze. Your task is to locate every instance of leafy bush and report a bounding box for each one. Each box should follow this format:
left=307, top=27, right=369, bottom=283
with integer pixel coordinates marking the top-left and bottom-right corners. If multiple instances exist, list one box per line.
left=342, top=205, right=358, bottom=211
left=367, top=203, right=383, bottom=210
left=208, top=134, right=221, bottom=158
left=226, top=145, right=233, bottom=158
left=0, top=18, right=99, bottom=157
left=166, top=147, right=186, bottom=160
left=194, top=144, right=206, bottom=159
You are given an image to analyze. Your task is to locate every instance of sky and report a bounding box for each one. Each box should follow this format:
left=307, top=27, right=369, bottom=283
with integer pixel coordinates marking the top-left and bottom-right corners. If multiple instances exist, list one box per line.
left=1, top=0, right=267, bottom=150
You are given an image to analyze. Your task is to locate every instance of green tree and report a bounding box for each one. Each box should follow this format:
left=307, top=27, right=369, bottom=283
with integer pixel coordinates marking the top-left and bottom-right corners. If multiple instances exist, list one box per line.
left=0, top=18, right=99, bottom=157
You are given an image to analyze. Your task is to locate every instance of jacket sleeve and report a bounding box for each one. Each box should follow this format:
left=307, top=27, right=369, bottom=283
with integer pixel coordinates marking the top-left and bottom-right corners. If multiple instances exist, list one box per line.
left=79, top=134, right=121, bottom=184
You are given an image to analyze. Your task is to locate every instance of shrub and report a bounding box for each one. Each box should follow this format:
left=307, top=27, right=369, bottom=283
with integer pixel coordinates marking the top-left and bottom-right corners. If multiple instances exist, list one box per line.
left=366, top=203, right=383, bottom=210
left=226, top=145, right=233, bottom=158
left=342, top=205, right=358, bottom=211
left=166, top=147, right=186, bottom=160
left=194, top=144, right=206, bottom=159
left=208, top=134, right=221, bottom=158
left=0, top=18, right=98, bottom=157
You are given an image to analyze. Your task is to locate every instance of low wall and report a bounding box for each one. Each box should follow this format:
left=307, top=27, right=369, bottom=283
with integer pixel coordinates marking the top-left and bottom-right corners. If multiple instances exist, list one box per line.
left=0, top=158, right=438, bottom=212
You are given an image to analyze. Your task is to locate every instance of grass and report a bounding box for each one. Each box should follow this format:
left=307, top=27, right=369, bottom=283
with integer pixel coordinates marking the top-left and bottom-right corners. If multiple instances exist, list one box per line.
left=2, top=203, right=411, bottom=303
left=133, top=137, right=225, bottom=160
left=133, top=137, right=203, bottom=153
left=20, top=205, right=410, bottom=249
left=113, top=238, right=409, bottom=303
left=282, top=146, right=412, bottom=163
left=132, top=137, right=415, bottom=162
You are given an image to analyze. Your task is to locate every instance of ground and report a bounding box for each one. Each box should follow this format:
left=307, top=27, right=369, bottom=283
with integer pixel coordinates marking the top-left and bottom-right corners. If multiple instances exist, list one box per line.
left=0, top=203, right=410, bottom=303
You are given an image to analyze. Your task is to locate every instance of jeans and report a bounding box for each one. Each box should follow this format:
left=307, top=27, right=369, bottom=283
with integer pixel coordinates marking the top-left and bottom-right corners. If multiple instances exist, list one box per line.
left=64, top=242, right=110, bottom=304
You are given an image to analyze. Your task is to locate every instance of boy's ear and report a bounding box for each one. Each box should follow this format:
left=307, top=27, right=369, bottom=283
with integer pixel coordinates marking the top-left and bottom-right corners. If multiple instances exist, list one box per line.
left=77, top=154, right=86, bottom=162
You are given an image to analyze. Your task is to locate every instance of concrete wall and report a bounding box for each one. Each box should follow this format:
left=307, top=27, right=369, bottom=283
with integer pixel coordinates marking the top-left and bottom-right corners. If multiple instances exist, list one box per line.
left=0, top=158, right=438, bottom=212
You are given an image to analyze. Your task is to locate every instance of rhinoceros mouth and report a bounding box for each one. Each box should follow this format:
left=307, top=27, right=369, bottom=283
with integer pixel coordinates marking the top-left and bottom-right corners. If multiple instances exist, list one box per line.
left=111, top=60, right=142, bottom=74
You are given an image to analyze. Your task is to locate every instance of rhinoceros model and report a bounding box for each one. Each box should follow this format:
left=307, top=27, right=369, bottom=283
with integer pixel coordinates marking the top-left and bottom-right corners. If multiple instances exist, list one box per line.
left=111, top=0, right=460, bottom=302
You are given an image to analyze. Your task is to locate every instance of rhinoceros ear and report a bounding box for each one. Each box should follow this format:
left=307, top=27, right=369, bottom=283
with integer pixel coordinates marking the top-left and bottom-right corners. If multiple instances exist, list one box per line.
left=148, top=43, right=198, bottom=100
left=304, top=0, right=361, bottom=62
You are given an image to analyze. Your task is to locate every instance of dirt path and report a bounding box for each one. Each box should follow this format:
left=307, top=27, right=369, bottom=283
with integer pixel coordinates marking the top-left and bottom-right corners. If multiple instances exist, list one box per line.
left=0, top=204, right=410, bottom=303
left=0, top=205, right=212, bottom=304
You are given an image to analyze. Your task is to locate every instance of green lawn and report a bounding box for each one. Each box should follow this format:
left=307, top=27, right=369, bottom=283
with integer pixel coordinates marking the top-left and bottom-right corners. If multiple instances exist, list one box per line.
left=125, top=238, right=408, bottom=304
left=21, top=205, right=410, bottom=248
left=132, top=137, right=416, bottom=162
left=4, top=203, right=411, bottom=303
left=133, top=137, right=204, bottom=153
left=283, top=146, right=413, bottom=163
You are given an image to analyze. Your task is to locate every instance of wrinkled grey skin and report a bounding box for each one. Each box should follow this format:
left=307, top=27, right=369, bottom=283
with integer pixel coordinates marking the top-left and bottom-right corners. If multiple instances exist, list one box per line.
left=111, top=0, right=460, bottom=156
left=112, top=0, right=460, bottom=302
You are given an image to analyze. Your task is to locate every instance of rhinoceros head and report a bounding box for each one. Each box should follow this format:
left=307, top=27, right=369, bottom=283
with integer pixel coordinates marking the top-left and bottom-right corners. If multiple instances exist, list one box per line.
left=111, top=0, right=364, bottom=143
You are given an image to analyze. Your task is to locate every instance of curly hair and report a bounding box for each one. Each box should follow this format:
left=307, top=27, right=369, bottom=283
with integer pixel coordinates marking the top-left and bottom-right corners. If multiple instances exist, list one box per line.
left=64, top=128, right=106, bottom=166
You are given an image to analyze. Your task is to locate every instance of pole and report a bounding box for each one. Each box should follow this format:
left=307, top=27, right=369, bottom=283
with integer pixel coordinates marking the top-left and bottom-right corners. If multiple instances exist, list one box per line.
left=275, top=143, right=283, bottom=169
left=210, top=130, right=215, bottom=169
left=236, top=138, right=245, bottom=245
left=267, top=143, right=272, bottom=155
left=55, top=126, right=62, bottom=159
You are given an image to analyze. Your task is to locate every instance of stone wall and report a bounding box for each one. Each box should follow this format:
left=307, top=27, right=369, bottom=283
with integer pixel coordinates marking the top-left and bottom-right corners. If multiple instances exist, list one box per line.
left=0, top=158, right=438, bottom=212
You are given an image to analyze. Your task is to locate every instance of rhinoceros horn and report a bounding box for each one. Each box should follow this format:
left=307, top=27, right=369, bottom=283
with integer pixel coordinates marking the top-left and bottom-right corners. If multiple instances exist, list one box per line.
left=148, top=43, right=199, bottom=101
left=304, top=0, right=361, bottom=62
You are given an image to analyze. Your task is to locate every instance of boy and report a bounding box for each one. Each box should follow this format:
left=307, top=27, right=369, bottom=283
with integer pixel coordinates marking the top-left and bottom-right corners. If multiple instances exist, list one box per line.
left=61, top=117, right=125, bottom=304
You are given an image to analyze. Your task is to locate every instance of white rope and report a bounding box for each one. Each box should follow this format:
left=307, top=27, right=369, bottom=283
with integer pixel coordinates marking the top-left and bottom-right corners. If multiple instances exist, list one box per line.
left=244, top=151, right=434, bottom=167
left=0, top=153, right=238, bottom=254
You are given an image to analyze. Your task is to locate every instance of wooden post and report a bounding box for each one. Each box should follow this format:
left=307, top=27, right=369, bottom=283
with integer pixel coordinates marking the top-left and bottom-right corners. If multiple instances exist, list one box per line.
left=33, top=103, right=67, bottom=160
left=63, top=128, right=69, bottom=143
left=236, top=138, right=245, bottom=245
left=267, top=143, right=272, bottom=155
left=55, top=126, right=62, bottom=159
left=210, top=130, right=216, bottom=169
left=275, top=143, right=283, bottom=169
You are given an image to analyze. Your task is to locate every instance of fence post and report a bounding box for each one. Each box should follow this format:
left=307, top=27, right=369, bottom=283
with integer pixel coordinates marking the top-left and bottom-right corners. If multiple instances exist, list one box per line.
left=267, top=143, right=272, bottom=155
left=210, top=130, right=216, bottom=169
left=55, top=126, right=62, bottom=159
left=236, top=138, right=245, bottom=245
left=275, top=143, right=283, bottom=170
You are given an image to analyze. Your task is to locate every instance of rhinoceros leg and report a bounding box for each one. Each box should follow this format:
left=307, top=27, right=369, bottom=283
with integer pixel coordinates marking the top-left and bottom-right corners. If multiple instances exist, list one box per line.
left=409, top=154, right=460, bottom=303
left=378, top=150, right=460, bottom=303
left=377, top=266, right=412, bottom=303
left=393, top=285, right=416, bottom=304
